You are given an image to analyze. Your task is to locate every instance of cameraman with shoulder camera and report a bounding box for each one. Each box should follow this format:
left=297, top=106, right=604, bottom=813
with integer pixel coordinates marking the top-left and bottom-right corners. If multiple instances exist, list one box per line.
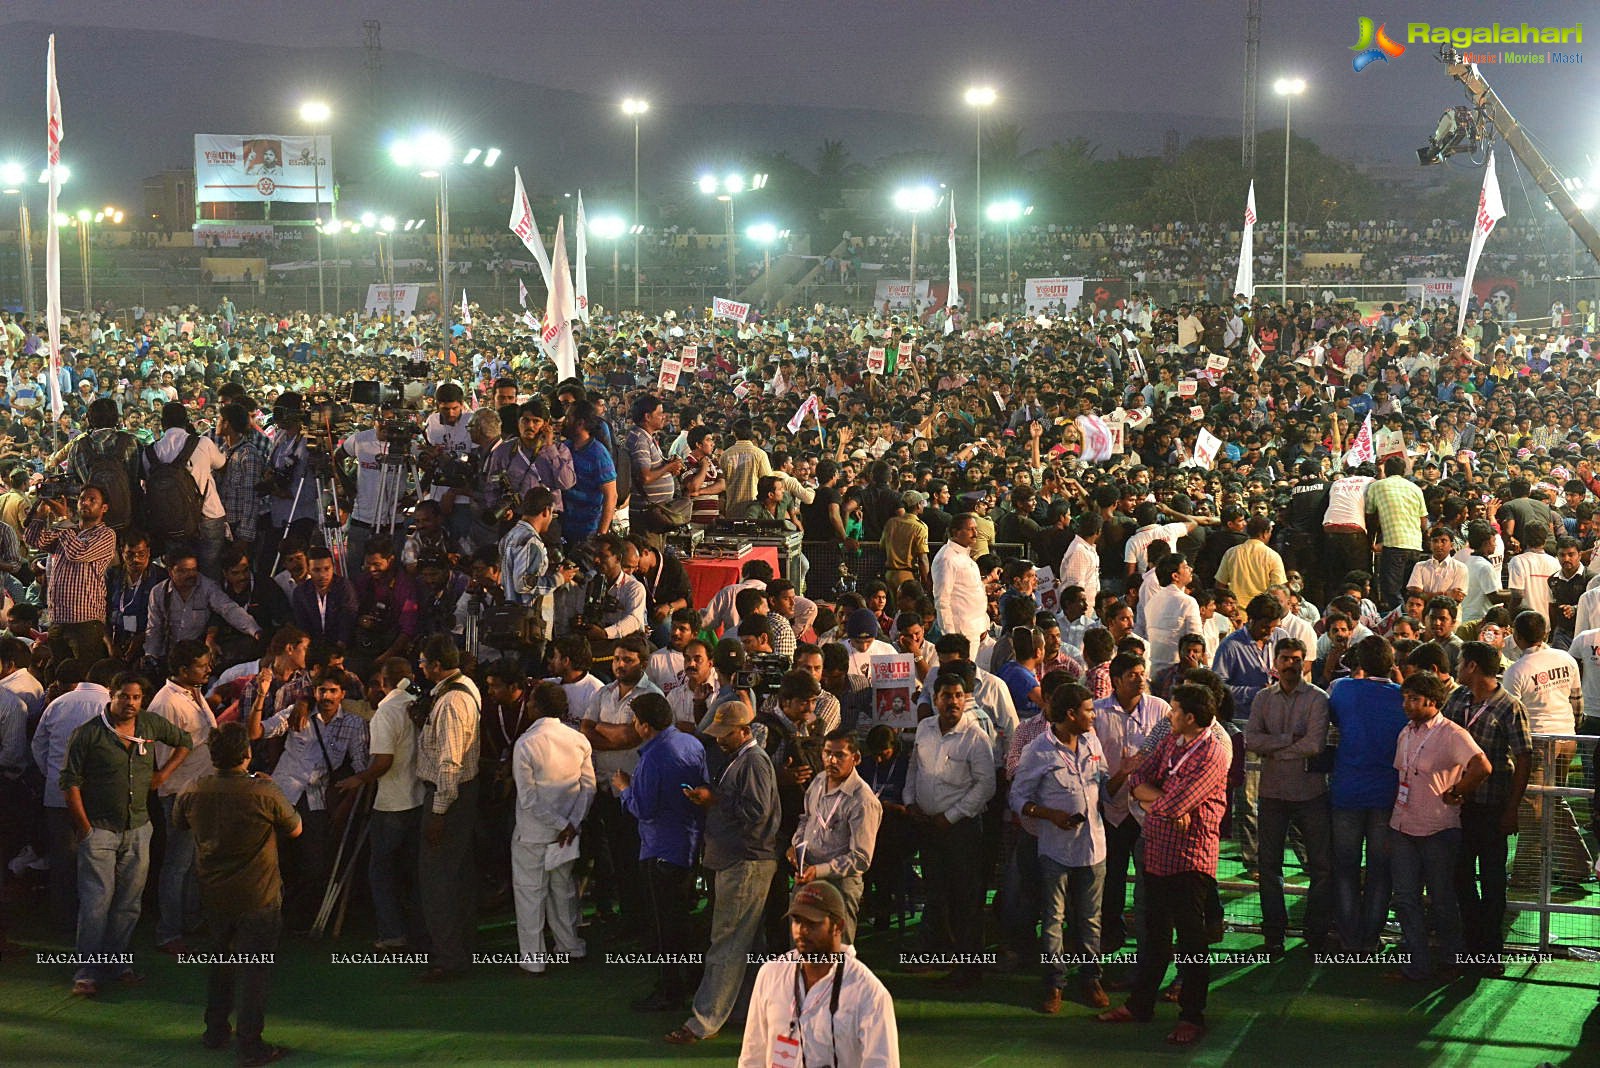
left=571, top=534, right=646, bottom=675
left=483, top=399, right=574, bottom=538
left=337, top=401, right=411, bottom=568
left=421, top=383, right=476, bottom=541
left=25, top=485, right=118, bottom=664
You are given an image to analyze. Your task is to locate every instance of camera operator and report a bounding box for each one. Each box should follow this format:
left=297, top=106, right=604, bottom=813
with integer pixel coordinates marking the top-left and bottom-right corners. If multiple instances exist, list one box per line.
left=338, top=401, right=411, bottom=568
left=483, top=399, right=575, bottom=541
left=214, top=544, right=294, bottom=670
left=62, top=397, right=141, bottom=532
left=262, top=396, right=318, bottom=577
left=756, top=668, right=829, bottom=948
left=421, top=383, right=476, bottom=541
left=25, top=485, right=118, bottom=664
left=499, top=488, right=557, bottom=672
left=348, top=541, right=419, bottom=681
left=626, top=395, right=685, bottom=549
left=214, top=403, right=269, bottom=557
left=571, top=533, right=646, bottom=678
left=632, top=539, right=692, bottom=641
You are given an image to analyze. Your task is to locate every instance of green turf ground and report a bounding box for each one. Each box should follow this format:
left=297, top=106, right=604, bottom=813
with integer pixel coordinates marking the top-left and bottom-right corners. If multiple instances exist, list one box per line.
left=3, top=899, right=1597, bottom=1068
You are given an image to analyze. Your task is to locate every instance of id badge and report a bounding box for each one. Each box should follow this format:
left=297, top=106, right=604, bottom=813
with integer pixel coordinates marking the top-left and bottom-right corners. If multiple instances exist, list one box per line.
left=771, top=1033, right=802, bottom=1068
left=122, top=615, right=138, bottom=633
left=1396, top=782, right=1410, bottom=806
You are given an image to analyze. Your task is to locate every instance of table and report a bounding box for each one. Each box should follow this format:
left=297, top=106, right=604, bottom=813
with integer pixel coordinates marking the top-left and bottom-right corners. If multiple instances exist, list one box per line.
left=683, top=545, right=782, bottom=616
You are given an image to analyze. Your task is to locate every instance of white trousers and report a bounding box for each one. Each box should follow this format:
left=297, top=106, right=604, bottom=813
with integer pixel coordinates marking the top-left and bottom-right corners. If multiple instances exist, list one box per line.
left=511, top=836, right=585, bottom=972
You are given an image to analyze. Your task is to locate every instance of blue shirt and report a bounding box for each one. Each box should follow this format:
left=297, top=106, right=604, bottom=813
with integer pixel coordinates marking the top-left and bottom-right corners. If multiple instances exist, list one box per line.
left=564, top=438, right=616, bottom=541
left=621, top=725, right=708, bottom=868
left=1327, top=677, right=1408, bottom=810
left=997, top=660, right=1041, bottom=719
left=1213, top=628, right=1273, bottom=712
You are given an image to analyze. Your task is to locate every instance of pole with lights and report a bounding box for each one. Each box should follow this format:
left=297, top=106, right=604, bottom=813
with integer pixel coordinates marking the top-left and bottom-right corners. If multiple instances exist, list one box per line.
left=622, top=98, right=649, bottom=309
left=698, top=173, right=767, bottom=293
left=1273, top=77, right=1305, bottom=302
left=893, top=186, right=938, bottom=296
left=299, top=101, right=331, bottom=319
left=589, top=213, right=626, bottom=315
left=746, top=223, right=790, bottom=311
left=392, top=134, right=499, bottom=352
left=965, top=86, right=996, bottom=316
left=0, top=163, right=38, bottom=320
left=986, top=199, right=1031, bottom=312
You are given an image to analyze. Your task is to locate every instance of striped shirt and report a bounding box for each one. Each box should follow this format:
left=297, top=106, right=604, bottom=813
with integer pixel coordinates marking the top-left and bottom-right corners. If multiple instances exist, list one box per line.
left=25, top=516, right=117, bottom=625
left=416, top=672, right=481, bottom=814
left=217, top=430, right=270, bottom=541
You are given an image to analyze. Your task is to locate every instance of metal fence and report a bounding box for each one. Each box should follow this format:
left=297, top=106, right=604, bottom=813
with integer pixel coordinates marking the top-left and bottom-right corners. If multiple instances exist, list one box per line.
left=1216, top=733, right=1598, bottom=956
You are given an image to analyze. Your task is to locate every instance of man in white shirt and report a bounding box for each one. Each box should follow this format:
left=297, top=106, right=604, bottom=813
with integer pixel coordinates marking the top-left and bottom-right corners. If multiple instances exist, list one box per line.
left=1501, top=610, right=1593, bottom=886
left=1058, top=514, right=1103, bottom=605
left=0, top=636, right=46, bottom=720
left=146, top=402, right=229, bottom=577
left=1322, top=470, right=1376, bottom=593
left=1505, top=524, right=1559, bottom=622
left=511, top=681, right=595, bottom=974
left=1406, top=526, right=1468, bottom=603
left=30, top=659, right=118, bottom=929
left=549, top=635, right=605, bottom=729
left=905, top=670, right=996, bottom=987
left=1092, top=653, right=1169, bottom=956
left=1139, top=554, right=1203, bottom=671
left=843, top=609, right=897, bottom=681
left=1460, top=522, right=1504, bottom=626
left=341, top=659, right=425, bottom=949
left=932, top=513, right=991, bottom=656
left=148, top=641, right=218, bottom=953
left=1123, top=503, right=1197, bottom=582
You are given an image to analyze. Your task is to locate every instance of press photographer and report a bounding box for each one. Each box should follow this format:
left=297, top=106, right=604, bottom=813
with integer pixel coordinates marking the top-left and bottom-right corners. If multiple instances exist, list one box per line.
left=338, top=402, right=418, bottom=567
left=24, top=485, right=118, bottom=664
left=481, top=399, right=575, bottom=540
left=420, top=383, right=477, bottom=540
left=261, top=395, right=319, bottom=576
left=568, top=533, right=646, bottom=678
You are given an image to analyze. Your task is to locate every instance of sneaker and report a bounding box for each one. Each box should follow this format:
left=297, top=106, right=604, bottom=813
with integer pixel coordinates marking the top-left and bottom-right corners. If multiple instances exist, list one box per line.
left=7, top=844, right=38, bottom=877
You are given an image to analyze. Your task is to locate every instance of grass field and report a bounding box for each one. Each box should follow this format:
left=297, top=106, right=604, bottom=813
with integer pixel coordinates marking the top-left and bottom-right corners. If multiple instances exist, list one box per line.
left=4, top=889, right=1597, bottom=1068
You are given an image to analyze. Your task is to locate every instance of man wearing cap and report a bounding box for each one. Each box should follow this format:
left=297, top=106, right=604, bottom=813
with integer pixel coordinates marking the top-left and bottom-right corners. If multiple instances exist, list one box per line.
left=906, top=669, right=996, bottom=988
left=738, top=881, right=900, bottom=1068
left=789, top=728, right=882, bottom=942
left=881, top=491, right=930, bottom=591
left=843, top=609, right=896, bottom=682
left=668, top=700, right=779, bottom=1045
left=932, top=513, right=991, bottom=658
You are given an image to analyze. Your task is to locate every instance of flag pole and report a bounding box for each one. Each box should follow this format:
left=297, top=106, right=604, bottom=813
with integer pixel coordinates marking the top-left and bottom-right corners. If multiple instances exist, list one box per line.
left=45, top=35, right=64, bottom=422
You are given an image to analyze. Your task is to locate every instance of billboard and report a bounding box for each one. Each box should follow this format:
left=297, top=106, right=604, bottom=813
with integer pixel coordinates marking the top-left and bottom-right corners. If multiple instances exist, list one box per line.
left=365, top=284, right=421, bottom=314
left=195, top=134, right=333, bottom=204
left=873, top=279, right=930, bottom=308
left=1023, top=276, right=1085, bottom=314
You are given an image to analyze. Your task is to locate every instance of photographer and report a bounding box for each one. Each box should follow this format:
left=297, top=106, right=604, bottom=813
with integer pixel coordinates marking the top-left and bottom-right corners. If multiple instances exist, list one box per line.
left=25, top=485, right=118, bottom=665
left=626, top=395, right=685, bottom=548
left=571, top=533, right=646, bottom=676
left=482, top=399, right=574, bottom=539
left=214, top=403, right=270, bottom=557
left=62, top=397, right=141, bottom=533
left=338, top=402, right=413, bottom=568
left=348, top=541, right=418, bottom=681
left=421, top=383, right=476, bottom=541
left=261, top=397, right=317, bottom=577
left=633, top=540, right=692, bottom=641
left=105, top=530, right=166, bottom=660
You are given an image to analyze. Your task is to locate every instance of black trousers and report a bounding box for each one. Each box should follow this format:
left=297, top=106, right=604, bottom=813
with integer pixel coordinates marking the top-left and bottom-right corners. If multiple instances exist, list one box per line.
left=643, top=858, right=697, bottom=997
left=281, top=802, right=329, bottom=931
left=204, top=904, right=282, bottom=1054
left=583, top=791, right=642, bottom=923
left=920, top=815, right=985, bottom=964
left=1131, top=870, right=1213, bottom=1027
left=418, top=779, right=479, bottom=972
left=1455, top=802, right=1511, bottom=956
left=1101, top=816, right=1141, bottom=954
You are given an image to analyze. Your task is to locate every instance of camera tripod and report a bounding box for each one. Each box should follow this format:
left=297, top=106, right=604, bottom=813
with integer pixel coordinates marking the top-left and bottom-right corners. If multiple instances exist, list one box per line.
left=372, top=443, right=418, bottom=541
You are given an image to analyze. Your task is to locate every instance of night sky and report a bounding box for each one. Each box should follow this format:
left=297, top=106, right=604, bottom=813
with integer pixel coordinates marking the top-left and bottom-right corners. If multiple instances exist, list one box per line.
left=0, top=0, right=1594, bottom=201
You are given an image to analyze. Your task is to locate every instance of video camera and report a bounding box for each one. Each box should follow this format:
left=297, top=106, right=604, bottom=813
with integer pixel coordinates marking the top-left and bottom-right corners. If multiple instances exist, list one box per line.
left=36, top=473, right=83, bottom=500
left=735, top=652, right=791, bottom=699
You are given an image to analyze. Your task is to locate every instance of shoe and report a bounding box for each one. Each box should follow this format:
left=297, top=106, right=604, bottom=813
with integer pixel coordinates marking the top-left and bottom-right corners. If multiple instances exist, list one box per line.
left=418, top=966, right=465, bottom=984
left=71, top=978, right=99, bottom=997
left=663, top=1026, right=713, bottom=1044
left=372, top=937, right=408, bottom=950
left=159, top=939, right=193, bottom=956
left=117, top=969, right=147, bottom=985
left=201, top=1028, right=232, bottom=1050
left=239, top=1044, right=290, bottom=1066
left=1039, top=988, right=1062, bottom=1015
left=630, top=990, right=686, bottom=1012
left=1262, top=941, right=1286, bottom=959
left=1080, top=979, right=1110, bottom=1010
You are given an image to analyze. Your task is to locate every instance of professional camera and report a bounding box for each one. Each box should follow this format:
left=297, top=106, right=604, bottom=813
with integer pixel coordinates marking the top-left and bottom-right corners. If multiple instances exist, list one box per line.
left=379, top=417, right=421, bottom=449
left=735, top=652, right=791, bottom=698
left=481, top=474, right=522, bottom=527
left=419, top=445, right=479, bottom=491
left=36, top=473, right=83, bottom=501
left=571, top=566, right=620, bottom=633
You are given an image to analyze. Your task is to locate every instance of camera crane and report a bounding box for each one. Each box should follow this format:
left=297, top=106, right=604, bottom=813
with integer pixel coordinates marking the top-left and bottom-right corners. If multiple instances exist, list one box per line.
left=1424, top=45, right=1600, bottom=273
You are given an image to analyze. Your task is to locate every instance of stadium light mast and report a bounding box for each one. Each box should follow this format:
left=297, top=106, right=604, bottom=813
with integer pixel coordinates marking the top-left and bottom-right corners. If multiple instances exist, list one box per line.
left=621, top=97, right=649, bottom=308
left=391, top=133, right=497, bottom=351
left=299, top=100, right=332, bottom=319
left=893, top=185, right=938, bottom=294
left=1, top=162, right=34, bottom=319
left=1273, top=77, right=1306, bottom=302
left=965, top=85, right=997, bottom=314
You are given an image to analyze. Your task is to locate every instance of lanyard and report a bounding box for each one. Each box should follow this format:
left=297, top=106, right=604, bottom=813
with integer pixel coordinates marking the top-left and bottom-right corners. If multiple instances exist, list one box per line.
left=1400, top=722, right=1437, bottom=780
left=116, top=570, right=149, bottom=618
left=790, top=961, right=844, bottom=1068
left=1164, top=732, right=1212, bottom=780
left=1465, top=699, right=1491, bottom=731
left=101, top=710, right=150, bottom=756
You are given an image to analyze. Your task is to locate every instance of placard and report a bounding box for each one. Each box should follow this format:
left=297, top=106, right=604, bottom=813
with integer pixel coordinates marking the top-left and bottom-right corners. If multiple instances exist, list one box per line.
left=1177, top=380, right=1198, bottom=398
left=658, top=358, right=682, bottom=392
left=1033, top=566, right=1060, bottom=613
left=1205, top=354, right=1230, bottom=373
left=712, top=296, right=751, bottom=322
left=869, top=654, right=918, bottom=729
left=866, top=347, right=886, bottom=374
left=897, top=341, right=913, bottom=358
left=679, top=345, right=698, bottom=370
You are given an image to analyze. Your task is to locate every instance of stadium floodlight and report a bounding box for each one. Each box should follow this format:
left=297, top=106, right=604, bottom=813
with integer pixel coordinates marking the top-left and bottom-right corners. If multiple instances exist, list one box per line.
left=462, top=148, right=481, bottom=166
left=483, top=148, right=501, bottom=168
left=0, top=163, right=24, bottom=193
left=38, top=164, right=69, bottom=185
left=380, top=215, right=396, bottom=232
left=621, top=97, right=650, bottom=117
left=964, top=85, right=998, bottom=108
left=1274, top=76, right=1307, bottom=299
left=360, top=212, right=378, bottom=228
left=697, top=175, right=719, bottom=196
left=299, top=100, right=332, bottom=125
left=589, top=214, right=627, bottom=241
left=894, top=186, right=940, bottom=290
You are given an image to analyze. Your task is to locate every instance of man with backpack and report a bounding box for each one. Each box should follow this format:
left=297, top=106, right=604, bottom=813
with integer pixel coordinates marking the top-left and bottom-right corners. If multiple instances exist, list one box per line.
left=64, top=398, right=142, bottom=533
left=143, top=402, right=227, bottom=577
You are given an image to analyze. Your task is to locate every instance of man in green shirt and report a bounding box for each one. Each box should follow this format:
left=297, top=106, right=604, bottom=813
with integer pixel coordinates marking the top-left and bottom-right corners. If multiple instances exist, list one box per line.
left=60, top=671, right=190, bottom=996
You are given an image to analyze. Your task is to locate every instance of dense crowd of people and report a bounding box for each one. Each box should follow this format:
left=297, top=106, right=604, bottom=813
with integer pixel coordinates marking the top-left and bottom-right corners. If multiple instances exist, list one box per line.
left=0, top=278, right=1597, bottom=1063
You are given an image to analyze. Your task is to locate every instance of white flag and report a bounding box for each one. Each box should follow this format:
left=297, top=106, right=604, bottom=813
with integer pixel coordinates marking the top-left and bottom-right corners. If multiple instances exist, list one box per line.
left=460, top=289, right=472, bottom=326
left=44, top=35, right=64, bottom=420
left=787, top=393, right=820, bottom=434
left=1191, top=427, right=1223, bottom=470
left=1458, top=151, right=1505, bottom=335
left=1344, top=413, right=1377, bottom=468
left=574, top=191, right=591, bottom=324
left=518, top=278, right=529, bottom=308
left=1233, top=180, right=1256, bottom=300
left=1076, top=414, right=1114, bottom=463
left=541, top=217, right=578, bottom=381
left=508, top=167, right=555, bottom=293
left=946, top=190, right=959, bottom=311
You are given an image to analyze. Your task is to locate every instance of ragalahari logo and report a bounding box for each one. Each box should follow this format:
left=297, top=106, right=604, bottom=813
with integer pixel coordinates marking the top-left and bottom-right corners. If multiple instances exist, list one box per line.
left=1351, top=16, right=1406, bottom=71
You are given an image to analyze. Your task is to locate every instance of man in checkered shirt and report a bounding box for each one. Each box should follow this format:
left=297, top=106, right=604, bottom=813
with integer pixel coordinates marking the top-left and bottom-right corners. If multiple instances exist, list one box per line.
left=24, top=485, right=118, bottom=664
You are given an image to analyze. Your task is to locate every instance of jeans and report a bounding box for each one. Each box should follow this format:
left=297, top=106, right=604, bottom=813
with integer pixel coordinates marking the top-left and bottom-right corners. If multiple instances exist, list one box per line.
left=1455, top=802, right=1511, bottom=957
left=642, top=857, right=698, bottom=998
left=1000, top=831, right=1041, bottom=953
left=367, top=806, right=421, bottom=943
left=48, top=620, right=110, bottom=669
left=75, top=822, right=153, bottom=982
left=156, top=794, right=200, bottom=945
left=1390, top=826, right=1464, bottom=977
left=1258, top=795, right=1334, bottom=943
left=45, top=807, right=78, bottom=930
left=1236, top=765, right=1261, bottom=868
left=418, top=779, right=479, bottom=972
left=1039, top=856, right=1104, bottom=990
left=1322, top=530, right=1372, bottom=599
left=689, top=858, right=776, bottom=1037
left=1377, top=548, right=1423, bottom=612
left=1130, top=871, right=1213, bottom=1027
left=1331, top=806, right=1394, bottom=950
left=196, top=515, right=227, bottom=579
left=204, top=905, right=282, bottom=1055
left=511, top=833, right=587, bottom=973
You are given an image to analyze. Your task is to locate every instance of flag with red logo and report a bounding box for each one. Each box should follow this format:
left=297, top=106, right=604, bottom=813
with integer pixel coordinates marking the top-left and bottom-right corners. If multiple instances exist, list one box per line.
left=1457, top=151, right=1505, bottom=334
left=1344, top=413, right=1377, bottom=468
left=1077, top=413, right=1115, bottom=463
left=1233, top=180, right=1256, bottom=300
left=508, top=167, right=555, bottom=292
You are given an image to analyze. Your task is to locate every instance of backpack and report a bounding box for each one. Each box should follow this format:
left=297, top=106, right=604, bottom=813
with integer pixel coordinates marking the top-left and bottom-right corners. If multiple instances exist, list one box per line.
left=73, top=431, right=136, bottom=531
left=140, top=432, right=204, bottom=550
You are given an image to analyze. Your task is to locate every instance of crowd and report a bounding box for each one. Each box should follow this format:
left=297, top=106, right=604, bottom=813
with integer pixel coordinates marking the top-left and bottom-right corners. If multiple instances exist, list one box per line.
left=1, top=277, right=1598, bottom=1063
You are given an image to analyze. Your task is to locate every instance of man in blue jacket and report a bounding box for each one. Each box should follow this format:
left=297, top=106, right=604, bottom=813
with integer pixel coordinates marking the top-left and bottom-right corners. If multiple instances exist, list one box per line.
left=613, top=691, right=708, bottom=1013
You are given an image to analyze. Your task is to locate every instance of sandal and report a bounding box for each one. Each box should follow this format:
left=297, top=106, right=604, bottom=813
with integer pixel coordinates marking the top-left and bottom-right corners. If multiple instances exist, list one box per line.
left=1094, top=1005, right=1141, bottom=1024
left=663, top=1026, right=713, bottom=1044
left=1167, top=1021, right=1207, bottom=1046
